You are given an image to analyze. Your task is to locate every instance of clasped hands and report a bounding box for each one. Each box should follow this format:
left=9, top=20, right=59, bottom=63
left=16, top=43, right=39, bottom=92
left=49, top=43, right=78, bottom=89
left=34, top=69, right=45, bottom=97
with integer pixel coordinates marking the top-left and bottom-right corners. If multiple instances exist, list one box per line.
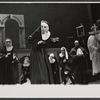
left=5, top=53, right=11, bottom=58
left=51, top=37, right=59, bottom=42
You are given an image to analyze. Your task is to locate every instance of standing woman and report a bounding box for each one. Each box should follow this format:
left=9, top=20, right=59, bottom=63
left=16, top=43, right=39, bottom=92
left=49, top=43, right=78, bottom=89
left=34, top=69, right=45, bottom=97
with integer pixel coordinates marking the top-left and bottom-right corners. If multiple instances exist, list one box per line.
left=87, top=25, right=100, bottom=81
left=0, top=38, right=15, bottom=84
left=28, top=20, right=59, bottom=84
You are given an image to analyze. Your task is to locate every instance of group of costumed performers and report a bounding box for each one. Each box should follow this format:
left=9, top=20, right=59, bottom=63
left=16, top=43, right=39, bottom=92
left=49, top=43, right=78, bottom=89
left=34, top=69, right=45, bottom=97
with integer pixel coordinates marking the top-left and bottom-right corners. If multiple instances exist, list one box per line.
left=1, top=19, right=99, bottom=85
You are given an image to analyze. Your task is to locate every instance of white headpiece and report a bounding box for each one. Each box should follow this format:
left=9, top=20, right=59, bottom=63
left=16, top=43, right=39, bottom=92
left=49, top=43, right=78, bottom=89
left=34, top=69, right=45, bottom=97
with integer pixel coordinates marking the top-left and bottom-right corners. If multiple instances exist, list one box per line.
left=60, top=47, right=69, bottom=59
left=41, top=20, right=51, bottom=40
left=74, top=40, right=79, bottom=44
left=49, top=53, right=54, bottom=57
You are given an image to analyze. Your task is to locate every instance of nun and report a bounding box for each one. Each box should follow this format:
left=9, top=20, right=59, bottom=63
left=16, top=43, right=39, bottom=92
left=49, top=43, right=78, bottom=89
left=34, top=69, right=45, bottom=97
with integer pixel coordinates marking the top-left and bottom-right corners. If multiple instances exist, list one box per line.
left=0, top=38, right=16, bottom=84
left=58, top=47, right=75, bottom=84
left=28, top=20, right=59, bottom=84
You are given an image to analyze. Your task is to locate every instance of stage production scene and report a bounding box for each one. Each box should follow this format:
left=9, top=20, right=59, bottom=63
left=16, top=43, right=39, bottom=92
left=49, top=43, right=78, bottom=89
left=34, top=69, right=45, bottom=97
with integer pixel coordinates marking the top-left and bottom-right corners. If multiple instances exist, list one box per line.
left=0, top=3, right=100, bottom=85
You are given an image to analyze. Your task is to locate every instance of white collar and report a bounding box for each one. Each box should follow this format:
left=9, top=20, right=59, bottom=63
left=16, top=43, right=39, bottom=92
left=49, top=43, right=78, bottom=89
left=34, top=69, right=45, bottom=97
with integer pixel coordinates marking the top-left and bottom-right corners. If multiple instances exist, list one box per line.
left=6, top=46, right=13, bottom=51
left=42, top=31, right=51, bottom=40
left=23, top=63, right=30, bottom=67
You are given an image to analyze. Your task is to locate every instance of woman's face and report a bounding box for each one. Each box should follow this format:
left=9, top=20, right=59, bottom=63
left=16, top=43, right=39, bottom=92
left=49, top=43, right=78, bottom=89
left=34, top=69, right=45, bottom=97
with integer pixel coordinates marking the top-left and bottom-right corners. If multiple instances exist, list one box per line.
left=24, top=57, right=29, bottom=63
left=41, top=22, right=49, bottom=33
left=4, top=39, right=12, bottom=47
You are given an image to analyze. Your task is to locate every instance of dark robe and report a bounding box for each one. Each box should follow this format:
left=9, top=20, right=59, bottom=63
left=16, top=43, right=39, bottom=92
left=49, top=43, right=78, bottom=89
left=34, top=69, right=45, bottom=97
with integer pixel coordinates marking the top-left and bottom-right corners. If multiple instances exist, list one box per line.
left=12, top=57, right=19, bottom=84
left=50, top=57, right=60, bottom=84
left=28, top=31, right=54, bottom=84
left=70, top=46, right=88, bottom=84
left=20, top=64, right=30, bottom=84
left=0, top=46, right=15, bottom=84
left=58, top=55, right=72, bottom=84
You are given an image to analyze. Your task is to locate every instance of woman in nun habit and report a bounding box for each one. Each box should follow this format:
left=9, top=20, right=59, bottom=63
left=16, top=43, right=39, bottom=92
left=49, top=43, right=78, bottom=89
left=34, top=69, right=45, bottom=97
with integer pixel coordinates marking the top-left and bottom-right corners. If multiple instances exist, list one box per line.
left=58, top=47, right=75, bottom=84
left=0, top=38, right=16, bottom=84
left=28, top=20, right=59, bottom=84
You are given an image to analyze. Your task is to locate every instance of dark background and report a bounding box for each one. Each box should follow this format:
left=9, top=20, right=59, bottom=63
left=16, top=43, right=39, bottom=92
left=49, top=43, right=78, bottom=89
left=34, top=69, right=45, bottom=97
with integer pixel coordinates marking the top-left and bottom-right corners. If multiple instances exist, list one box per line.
left=0, top=3, right=100, bottom=49
left=0, top=3, right=94, bottom=49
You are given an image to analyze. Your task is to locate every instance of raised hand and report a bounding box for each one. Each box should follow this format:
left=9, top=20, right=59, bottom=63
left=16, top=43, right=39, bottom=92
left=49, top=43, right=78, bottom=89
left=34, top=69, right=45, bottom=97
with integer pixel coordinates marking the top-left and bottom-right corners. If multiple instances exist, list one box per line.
left=28, top=35, right=32, bottom=39
left=55, top=37, right=59, bottom=41
left=5, top=53, right=11, bottom=58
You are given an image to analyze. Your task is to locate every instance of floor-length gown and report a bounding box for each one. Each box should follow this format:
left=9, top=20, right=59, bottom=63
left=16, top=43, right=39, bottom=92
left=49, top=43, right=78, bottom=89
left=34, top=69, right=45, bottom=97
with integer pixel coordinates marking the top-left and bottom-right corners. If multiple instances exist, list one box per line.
left=0, top=46, right=15, bottom=84
left=70, top=46, right=88, bottom=84
left=50, top=57, right=60, bottom=84
left=28, top=31, right=54, bottom=84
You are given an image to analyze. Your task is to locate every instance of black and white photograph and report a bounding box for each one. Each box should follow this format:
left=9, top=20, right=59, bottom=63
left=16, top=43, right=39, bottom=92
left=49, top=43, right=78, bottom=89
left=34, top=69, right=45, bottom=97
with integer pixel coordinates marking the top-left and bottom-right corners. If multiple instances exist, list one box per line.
left=0, top=2, right=100, bottom=86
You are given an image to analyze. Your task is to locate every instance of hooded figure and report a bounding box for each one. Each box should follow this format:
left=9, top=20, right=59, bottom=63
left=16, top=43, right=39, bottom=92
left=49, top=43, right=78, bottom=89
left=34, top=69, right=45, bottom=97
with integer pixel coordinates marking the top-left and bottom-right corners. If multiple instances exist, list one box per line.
left=28, top=20, right=59, bottom=84
left=58, top=47, right=74, bottom=84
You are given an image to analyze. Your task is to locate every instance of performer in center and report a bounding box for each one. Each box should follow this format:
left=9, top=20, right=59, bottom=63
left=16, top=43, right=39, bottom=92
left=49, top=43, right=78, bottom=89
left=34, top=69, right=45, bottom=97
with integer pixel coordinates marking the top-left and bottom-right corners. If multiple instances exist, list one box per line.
left=28, top=20, right=59, bottom=84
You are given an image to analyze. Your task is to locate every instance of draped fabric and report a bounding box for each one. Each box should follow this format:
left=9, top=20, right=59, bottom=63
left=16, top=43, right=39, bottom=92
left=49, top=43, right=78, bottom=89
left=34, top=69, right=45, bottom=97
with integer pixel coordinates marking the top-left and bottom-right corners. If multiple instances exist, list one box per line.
left=70, top=46, right=88, bottom=84
left=28, top=31, right=54, bottom=84
left=20, top=64, right=30, bottom=84
left=0, top=46, right=15, bottom=84
left=77, top=48, right=84, bottom=55
left=50, top=57, right=60, bottom=84
left=87, top=35, right=100, bottom=75
left=58, top=53, right=72, bottom=84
